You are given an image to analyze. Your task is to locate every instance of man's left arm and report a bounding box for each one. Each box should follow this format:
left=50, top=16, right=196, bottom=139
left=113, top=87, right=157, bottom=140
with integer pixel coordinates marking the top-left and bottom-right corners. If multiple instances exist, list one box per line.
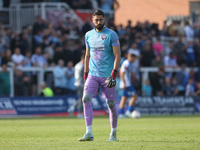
left=112, top=46, right=121, bottom=71
left=105, top=46, right=121, bottom=88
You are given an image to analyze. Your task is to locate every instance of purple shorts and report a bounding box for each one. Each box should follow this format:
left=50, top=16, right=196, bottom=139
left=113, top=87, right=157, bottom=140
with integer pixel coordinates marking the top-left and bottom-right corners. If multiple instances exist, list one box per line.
left=84, top=75, right=116, bottom=100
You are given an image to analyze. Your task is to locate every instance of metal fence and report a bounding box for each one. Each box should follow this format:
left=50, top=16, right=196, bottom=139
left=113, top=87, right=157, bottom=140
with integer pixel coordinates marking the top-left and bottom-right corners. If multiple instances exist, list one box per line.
left=0, top=66, right=197, bottom=97
left=9, top=2, right=83, bottom=32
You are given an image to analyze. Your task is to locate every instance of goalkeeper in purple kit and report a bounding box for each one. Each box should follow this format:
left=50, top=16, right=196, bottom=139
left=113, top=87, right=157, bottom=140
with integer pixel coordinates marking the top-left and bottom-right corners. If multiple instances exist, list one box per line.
left=78, top=10, right=121, bottom=142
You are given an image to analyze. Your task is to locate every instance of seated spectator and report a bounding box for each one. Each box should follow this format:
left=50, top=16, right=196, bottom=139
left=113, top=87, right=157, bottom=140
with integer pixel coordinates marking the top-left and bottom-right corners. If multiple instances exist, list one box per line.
left=33, top=30, right=43, bottom=47
left=162, top=76, right=173, bottom=96
left=162, top=40, right=174, bottom=57
left=31, top=46, right=47, bottom=67
left=152, top=37, right=163, bottom=56
left=24, top=50, right=32, bottom=68
left=53, top=59, right=67, bottom=95
left=184, top=68, right=196, bottom=87
left=152, top=55, right=163, bottom=67
left=10, top=31, right=20, bottom=53
left=164, top=52, right=178, bottom=68
left=53, top=45, right=65, bottom=64
left=186, top=39, right=195, bottom=67
left=40, top=82, right=54, bottom=97
left=20, top=32, right=30, bottom=55
left=171, top=77, right=179, bottom=96
left=44, top=41, right=55, bottom=60
left=1, top=49, right=12, bottom=66
left=194, top=82, right=200, bottom=96
left=3, top=27, right=11, bottom=49
left=185, top=78, right=195, bottom=96
left=11, top=47, right=24, bottom=68
left=66, top=61, right=76, bottom=94
left=142, top=79, right=152, bottom=96
left=176, top=63, right=187, bottom=95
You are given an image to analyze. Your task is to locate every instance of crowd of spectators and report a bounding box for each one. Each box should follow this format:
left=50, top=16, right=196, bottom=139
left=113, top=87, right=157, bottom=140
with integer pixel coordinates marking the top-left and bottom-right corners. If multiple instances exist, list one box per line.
left=0, top=1, right=200, bottom=97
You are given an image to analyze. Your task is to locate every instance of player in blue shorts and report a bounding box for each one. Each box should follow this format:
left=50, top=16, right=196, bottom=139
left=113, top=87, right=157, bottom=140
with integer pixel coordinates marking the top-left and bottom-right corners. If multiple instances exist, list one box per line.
left=119, top=50, right=138, bottom=118
left=78, top=10, right=121, bottom=141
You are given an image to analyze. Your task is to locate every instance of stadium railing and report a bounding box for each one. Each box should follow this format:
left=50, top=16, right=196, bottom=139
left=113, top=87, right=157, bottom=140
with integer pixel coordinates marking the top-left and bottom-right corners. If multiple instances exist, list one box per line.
left=0, top=66, right=197, bottom=97
left=9, top=2, right=83, bottom=32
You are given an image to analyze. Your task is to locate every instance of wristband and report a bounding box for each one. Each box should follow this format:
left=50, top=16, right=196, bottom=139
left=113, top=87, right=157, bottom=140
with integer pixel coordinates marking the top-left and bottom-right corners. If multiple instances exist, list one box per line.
left=84, top=72, right=88, bottom=80
left=111, top=69, right=118, bottom=80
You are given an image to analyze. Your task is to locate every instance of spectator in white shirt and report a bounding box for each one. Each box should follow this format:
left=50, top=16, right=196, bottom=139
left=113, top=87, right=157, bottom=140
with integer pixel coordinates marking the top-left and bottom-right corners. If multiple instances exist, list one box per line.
left=184, top=21, right=194, bottom=40
left=11, top=47, right=24, bottom=67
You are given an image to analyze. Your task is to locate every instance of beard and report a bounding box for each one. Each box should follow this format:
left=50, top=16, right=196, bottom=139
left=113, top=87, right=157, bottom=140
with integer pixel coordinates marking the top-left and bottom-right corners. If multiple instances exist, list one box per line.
left=95, top=23, right=105, bottom=30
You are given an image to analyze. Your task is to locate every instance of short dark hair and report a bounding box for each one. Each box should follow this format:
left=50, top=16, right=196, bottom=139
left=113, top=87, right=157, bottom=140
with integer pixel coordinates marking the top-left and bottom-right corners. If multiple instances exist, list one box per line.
left=92, top=10, right=104, bottom=17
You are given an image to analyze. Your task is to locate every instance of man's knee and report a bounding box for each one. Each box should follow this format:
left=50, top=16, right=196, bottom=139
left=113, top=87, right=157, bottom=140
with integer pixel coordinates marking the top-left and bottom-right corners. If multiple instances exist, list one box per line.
left=82, top=93, right=93, bottom=103
left=106, top=100, right=115, bottom=109
left=131, top=95, right=138, bottom=100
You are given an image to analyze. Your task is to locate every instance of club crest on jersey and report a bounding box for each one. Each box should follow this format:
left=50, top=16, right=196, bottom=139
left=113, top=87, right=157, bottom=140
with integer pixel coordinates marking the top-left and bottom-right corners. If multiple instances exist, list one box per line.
left=101, top=35, right=107, bottom=40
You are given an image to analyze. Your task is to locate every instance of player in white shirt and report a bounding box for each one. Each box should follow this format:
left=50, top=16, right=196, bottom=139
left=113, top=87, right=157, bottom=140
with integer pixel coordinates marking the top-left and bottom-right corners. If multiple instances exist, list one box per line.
left=119, top=50, right=138, bottom=118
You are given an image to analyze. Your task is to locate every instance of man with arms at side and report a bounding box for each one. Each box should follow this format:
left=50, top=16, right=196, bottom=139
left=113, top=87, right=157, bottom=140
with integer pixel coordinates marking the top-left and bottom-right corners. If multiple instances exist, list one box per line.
left=119, top=50, right=138, bottom=118
left=78, top=10, right=121, bottom=142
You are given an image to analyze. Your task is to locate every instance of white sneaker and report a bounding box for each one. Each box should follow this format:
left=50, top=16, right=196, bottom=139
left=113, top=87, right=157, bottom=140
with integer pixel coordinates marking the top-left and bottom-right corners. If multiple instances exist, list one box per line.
left=107, top=132, right=117, bottom=141
left=77, top=113, right=84, bottom=119
left=125, top=111, right=132, bottom=118
left=118, top=114, right=126, bottom=119
left=78, top=133, right=94, bottom=141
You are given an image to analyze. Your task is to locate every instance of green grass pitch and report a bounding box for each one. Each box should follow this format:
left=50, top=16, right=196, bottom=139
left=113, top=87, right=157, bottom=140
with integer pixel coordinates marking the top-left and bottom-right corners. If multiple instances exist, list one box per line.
left=0, top=116, right=200, bottom=150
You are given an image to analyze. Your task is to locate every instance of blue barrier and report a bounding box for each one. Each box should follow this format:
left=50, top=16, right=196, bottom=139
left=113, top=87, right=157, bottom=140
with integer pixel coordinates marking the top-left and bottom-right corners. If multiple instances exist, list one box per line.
left=0, top=96, right=200, bottom=117
left=0, top=96, right=107, bottom=117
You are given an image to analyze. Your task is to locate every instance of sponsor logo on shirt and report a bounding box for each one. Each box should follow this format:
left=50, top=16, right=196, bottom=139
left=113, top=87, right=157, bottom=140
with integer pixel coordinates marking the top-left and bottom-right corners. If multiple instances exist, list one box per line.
left=90, top=45, right=105, bottom=51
